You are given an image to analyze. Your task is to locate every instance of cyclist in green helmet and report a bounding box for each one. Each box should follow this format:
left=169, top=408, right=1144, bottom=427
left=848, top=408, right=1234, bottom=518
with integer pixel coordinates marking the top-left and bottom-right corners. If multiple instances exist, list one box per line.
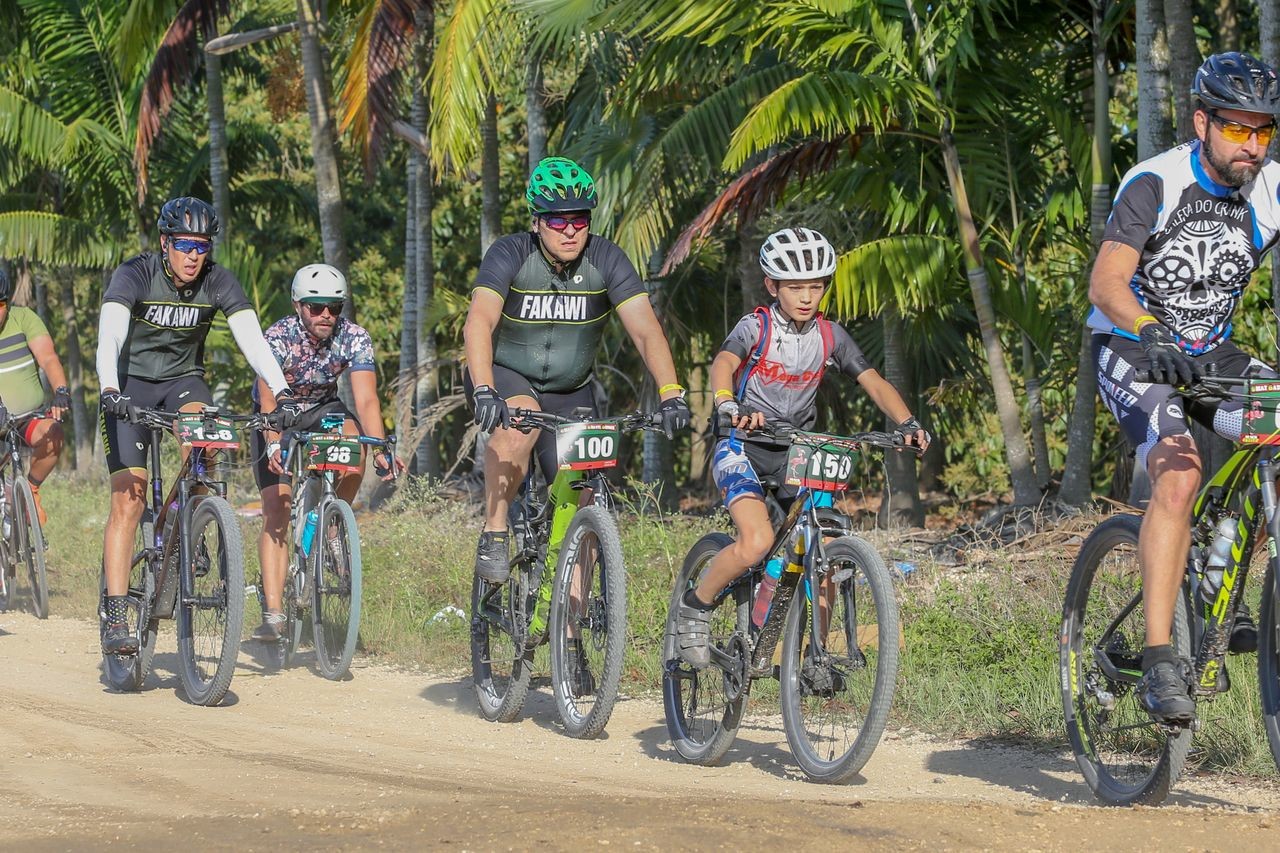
left=462, top=156, right=691, bottom=583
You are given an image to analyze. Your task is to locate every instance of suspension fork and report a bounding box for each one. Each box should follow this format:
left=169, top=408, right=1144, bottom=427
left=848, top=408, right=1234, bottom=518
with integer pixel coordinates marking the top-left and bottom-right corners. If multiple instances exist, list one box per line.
left=1261, top=458, right=1280, bottom=650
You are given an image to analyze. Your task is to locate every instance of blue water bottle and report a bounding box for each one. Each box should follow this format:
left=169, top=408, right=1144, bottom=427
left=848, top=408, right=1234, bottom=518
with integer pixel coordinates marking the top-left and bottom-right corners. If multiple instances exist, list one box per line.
left=300, top=509, right=319, bottom=556
left=752, top=557, right=785, bottom=629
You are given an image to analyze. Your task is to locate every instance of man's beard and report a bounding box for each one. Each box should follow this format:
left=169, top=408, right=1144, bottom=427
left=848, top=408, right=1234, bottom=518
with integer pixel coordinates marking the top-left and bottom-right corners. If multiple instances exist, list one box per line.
left=1203, top=137, right=1264, bottom=187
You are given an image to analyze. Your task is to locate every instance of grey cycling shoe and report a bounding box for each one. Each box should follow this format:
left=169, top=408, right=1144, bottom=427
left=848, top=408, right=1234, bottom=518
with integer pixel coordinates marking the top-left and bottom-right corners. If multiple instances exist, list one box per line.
left=474, top=530, right=511, bottom=583
left=675, top=590, right=712, bottom=669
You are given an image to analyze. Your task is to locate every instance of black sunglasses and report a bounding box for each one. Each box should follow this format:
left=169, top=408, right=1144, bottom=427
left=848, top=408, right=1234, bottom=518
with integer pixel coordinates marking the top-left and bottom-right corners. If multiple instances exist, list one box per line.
left=303, top=301, right=343, bottom=317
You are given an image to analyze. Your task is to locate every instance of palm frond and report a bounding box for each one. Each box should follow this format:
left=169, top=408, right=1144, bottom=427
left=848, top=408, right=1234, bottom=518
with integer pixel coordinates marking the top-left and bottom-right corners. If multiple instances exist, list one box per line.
left=827, top=234, right=957, bottom=318
left=0, top=211, right=119, bottom=267
left=0, top=85, right=78, bottom=169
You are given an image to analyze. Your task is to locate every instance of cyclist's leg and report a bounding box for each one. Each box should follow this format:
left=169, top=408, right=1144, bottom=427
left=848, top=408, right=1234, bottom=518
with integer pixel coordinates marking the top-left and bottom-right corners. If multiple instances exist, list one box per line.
left=21, top=416, right=62, bottom=525
left=251, top=417, right=291, bottom=625
left=465, top=367, right=539, bottom=581
left=1096, top=333, right=1199, bottom=722
left=695, top=439, right=775, bottom=603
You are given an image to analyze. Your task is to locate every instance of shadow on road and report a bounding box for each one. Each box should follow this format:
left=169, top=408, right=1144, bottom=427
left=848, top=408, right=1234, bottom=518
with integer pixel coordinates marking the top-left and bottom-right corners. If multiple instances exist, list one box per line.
left=927, top=736, right=1258, bottom=809
left=631, top=717, right=823, bottom=784
left=96, top=650, right=239, bottom=706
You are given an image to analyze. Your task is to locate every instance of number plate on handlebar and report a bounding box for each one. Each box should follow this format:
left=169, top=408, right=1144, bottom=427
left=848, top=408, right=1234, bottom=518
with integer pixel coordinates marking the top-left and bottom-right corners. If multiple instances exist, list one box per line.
left=784, top=432, right=861, bottom=491
left=177, top=414, right=240, bottom=450
left=1239, top=381, right=1280, bottom=445
left=556, top=422, right=620, bottom=470
left=306, top=435, right=362, bottom=473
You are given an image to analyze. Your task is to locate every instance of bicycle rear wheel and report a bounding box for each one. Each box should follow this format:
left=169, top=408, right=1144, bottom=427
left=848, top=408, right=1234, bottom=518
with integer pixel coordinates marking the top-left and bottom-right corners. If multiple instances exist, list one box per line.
left=281, top=562, right=305, bottom=668
left=1060, top=513, right=1191, bottom=806
left=99, top=549, right=158, bottom=693
left=663, top=533, right=750, bottom=765
left=470, top=525, right=536, bottom=723
left=312, top=499, right=362, bottom=680
left=549, top=505, right=626, bottom=738
left=13, top=476, right=47, bottom=618
left=779, top=535, right=898, bottom=783
left=176, top=496, right=245, bottom=706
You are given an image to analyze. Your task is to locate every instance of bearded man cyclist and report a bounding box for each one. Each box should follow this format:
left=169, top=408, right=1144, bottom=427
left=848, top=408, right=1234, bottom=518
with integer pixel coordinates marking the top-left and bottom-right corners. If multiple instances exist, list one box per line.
left=462, top=157, right=691, bottom=583
left=1089, top=52, right=1280, bottom=726
left=96, top=196, right=298, bottom=655
left=0, top=267, right=72, bottom=526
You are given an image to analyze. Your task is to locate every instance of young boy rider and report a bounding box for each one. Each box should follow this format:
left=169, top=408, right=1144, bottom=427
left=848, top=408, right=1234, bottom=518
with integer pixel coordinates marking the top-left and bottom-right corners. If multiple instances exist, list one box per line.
left=674, top=227, right=931, bottom=668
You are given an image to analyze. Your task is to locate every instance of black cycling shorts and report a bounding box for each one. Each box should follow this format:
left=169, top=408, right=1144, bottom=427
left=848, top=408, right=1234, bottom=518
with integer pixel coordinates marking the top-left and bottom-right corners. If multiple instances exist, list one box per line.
left=251, top=399, right=360, bottom=490
left=100, top=376, right=213, bottom=475
left=465, top=364, right=598, bottom=481
left=1093, top=333, right=1274, bottom=467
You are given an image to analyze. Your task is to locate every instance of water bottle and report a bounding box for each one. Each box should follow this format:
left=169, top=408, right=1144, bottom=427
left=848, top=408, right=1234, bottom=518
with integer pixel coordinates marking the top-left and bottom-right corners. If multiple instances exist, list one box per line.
left=751, top=557, right=785, bottom=628
left=300, top=509, right=319, bottom=557
left=1201, top=516, right=1238, bottom=605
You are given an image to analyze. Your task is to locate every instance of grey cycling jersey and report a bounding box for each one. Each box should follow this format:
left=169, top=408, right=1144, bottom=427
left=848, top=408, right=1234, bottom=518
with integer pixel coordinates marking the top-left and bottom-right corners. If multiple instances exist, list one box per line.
left=723, top=304, right=871, bottom=432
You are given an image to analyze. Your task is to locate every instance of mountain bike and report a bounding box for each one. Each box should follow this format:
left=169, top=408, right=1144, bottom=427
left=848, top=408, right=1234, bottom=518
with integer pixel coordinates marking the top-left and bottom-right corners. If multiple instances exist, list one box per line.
left=0, top=407, right=50, bottom=619
left=257, top=415, right=396, bottom=680
left=1061, top=371, right=1280, bottom=805
left=100, top=405, right=281, bottom=705
left=470, top=407, right=663, bottom=738
left=663, top=424, right=912, bottom=783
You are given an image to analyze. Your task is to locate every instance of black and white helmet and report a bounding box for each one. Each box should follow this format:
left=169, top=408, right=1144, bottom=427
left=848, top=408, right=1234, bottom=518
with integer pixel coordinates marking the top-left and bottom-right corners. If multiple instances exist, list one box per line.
left=291, top=263, right=347, bottom=302
left=1192, top=52, right=1280, bottom=114
left=157, top=196, right=219, bottom=237
left=759, top=227, right=838, bottom=280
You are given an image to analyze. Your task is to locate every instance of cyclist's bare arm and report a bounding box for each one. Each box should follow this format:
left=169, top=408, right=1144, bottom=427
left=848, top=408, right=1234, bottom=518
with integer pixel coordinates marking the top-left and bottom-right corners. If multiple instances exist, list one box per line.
left=709, top=349, right=763, bottom=430
left=28, top=333, right=68, bottom=417
left=616, top=297, right=682, bottom=401
left=1087, top=240, right=1145, bottom=332
left=462, top=289, right=504, bottom=389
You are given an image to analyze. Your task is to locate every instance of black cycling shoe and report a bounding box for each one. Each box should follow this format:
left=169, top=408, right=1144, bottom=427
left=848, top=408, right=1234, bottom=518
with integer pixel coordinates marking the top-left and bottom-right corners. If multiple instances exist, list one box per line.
left=102, top=622, right=139, bottom=656
left=1229, top=604, right=1258, bottom=654
left=474, top=530, right=511, bottom=584
left=565, top=640, right=596, bottom=698
left=1136, top=660, right=1196, bottom=727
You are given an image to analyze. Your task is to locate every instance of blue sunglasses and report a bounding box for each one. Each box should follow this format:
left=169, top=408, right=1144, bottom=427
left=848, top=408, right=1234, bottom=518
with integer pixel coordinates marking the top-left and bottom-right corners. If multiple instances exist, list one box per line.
left=170, top=238, right=212, bottom=255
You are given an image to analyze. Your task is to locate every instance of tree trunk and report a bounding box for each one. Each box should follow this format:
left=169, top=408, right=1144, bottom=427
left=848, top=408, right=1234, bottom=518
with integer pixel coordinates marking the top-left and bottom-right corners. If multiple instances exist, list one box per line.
left=59, top=269, right=91, bottom=469
left=1218, top=0, right=1241, bottom=48
left=30, top=260, right=49, bottom=326
left=481, top=93, right=500, bottom=254
left=413, top=6, right=440, bottom=479
left=1261, top=0, right=1280, bottom=348
left=641, top=250, right=677, bottom=509
left=1137, top=0, right=1175, bottom=160
left=879, top=307, right=923, bottom=526
left=735, top=218, right=758, bottom=316
left=206, top=43, right=232, bottom=243
left=1163, top=0, right=1197, bottom=141
left=296, top=0, right=350, bottom=299
left=1061, top=0, right=1113, bottom=506
left=526, top=55, right=547, bottom=171
left=1021, top=329, right=1050, bottom=490
left=400, top=148, right=419, bottom=473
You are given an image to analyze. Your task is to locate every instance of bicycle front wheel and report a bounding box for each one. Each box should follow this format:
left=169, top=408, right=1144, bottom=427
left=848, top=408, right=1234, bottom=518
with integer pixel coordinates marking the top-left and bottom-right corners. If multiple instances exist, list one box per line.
left=1060, top=513, right=1191, bottom=806
left=13, top=477, right=47, bottom=618
left=176, top=496, right=245, bottom=706
left=663, top=533, right=750, bottom=765
left=549, top=505, right=627, bottom=739
left=312, top=499, right=362, bottom=680
left=1258, top=565, right=1280, bottom=770
left=779, top=535, right=899, bottom=783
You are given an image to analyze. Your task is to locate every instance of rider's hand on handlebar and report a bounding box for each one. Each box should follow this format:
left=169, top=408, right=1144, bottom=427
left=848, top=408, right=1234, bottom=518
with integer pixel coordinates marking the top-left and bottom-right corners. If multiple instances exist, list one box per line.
left=894, top=416, right=931, bottom=452
left=472, top=385, right=509, bottom=434
left=266, top=439, right=285, bottom=475
left=274, top=388, right=303, bottom=428
left=51, top=385, right=71, bottom=422
left=101, top=388, right=131, bottom=419
left=1139, top=323, right=1203, bottom=386
left=373, top=449, right=404, bottom=480
left=659, top=395, right=691, bottom=439
left=716, top=399, right=765, bottom=431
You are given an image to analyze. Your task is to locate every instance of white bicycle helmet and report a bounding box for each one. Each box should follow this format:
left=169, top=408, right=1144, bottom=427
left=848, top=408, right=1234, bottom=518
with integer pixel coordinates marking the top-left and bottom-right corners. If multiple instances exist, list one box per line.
left=759, top=227, right=838, bottom=280
left=290, top=263, right=347, bottom=302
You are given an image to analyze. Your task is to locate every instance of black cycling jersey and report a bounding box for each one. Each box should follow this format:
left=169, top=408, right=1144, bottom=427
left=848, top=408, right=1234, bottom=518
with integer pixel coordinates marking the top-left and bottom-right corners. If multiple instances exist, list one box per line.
left=102, top=253, right=253, bottom=382
left=1086, top=139, right=1280, bottom=354
left=473, top=233, right=647, bottom=393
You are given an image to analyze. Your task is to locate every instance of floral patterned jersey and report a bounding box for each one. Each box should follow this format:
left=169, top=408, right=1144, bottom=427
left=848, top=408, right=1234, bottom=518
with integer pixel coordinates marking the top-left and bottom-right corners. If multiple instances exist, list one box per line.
left=263, top=314, right=375, bottom=404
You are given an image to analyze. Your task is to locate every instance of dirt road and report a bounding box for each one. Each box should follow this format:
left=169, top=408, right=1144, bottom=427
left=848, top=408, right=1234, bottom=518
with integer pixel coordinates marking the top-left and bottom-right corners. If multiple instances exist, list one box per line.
left=1, top=612, right=1277, bottom=851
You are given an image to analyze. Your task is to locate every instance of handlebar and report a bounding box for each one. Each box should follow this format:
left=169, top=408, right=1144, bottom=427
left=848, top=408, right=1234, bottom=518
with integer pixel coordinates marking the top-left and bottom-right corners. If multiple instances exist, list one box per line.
left=128, top=406, right=288, bottom=433
left=506, top=408, right=665, bottom=435
left=714, top=412, right=923, bottom=455
left=279, top=431, right=400, bottom=479
left=1132, top=368, right=1257, bottom=402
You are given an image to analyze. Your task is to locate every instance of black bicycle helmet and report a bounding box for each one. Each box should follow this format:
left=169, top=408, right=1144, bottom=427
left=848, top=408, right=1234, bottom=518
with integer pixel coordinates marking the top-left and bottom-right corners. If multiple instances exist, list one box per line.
left=157, top=196, right=220, bottom=238
left=1191, top=52, right=1280, bottom=114
left=0, top=268, right=11, bottom=302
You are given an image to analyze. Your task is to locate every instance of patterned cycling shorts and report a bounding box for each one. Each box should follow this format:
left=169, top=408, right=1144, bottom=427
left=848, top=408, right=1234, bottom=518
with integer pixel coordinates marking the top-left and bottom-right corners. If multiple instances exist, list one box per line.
left=1093, top=333, right=1274, bottom=468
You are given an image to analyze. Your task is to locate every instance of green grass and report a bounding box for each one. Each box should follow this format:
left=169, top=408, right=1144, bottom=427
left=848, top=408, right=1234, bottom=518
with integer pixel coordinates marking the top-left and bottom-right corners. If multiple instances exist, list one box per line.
left=32, top=471, right=1280, bottom=776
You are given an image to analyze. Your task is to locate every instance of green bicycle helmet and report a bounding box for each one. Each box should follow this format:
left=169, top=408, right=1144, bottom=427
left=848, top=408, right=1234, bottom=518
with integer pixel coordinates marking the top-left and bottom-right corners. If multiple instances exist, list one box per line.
left=526, top=157, right=597, bottom=214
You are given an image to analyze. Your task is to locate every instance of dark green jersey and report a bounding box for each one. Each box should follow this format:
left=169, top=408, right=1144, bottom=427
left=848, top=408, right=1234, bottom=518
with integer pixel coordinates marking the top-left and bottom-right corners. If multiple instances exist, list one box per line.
left=473, top=233, right=648, bottom=393
left=102, top=253, right=252, bottom=382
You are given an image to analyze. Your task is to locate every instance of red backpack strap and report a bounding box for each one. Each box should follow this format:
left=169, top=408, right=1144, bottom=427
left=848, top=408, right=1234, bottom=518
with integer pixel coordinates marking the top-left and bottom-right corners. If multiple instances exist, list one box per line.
left=732, top=306, right=773, bottom=399
left=816, top=312, right=835, bottom=365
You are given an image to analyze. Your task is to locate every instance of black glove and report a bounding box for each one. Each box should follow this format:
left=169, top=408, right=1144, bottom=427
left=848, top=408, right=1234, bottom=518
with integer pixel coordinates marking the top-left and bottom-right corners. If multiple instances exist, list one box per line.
left=1139, top=323, right=1202, bottom=386
left=894, top=415, right=931, bottom=448
left=472, top=385, right=509, bottom=434
left=101, top=389, right=131, bottom=418
left=52, top=386, right=71, bottom=410
left=374, top=449, right=393, bottom=478
left=274, top=389, right=303, bottom=428
left=659, top=395, right=692, bottom=440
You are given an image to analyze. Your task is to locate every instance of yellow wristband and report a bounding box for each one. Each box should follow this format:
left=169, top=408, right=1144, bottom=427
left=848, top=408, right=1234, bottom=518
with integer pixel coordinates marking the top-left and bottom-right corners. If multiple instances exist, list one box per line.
left=658, top=383, right=685, bottom=396
left=714, top=389, right=735, bottom=401
left=1133, top=314, right=1158, bottom=335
